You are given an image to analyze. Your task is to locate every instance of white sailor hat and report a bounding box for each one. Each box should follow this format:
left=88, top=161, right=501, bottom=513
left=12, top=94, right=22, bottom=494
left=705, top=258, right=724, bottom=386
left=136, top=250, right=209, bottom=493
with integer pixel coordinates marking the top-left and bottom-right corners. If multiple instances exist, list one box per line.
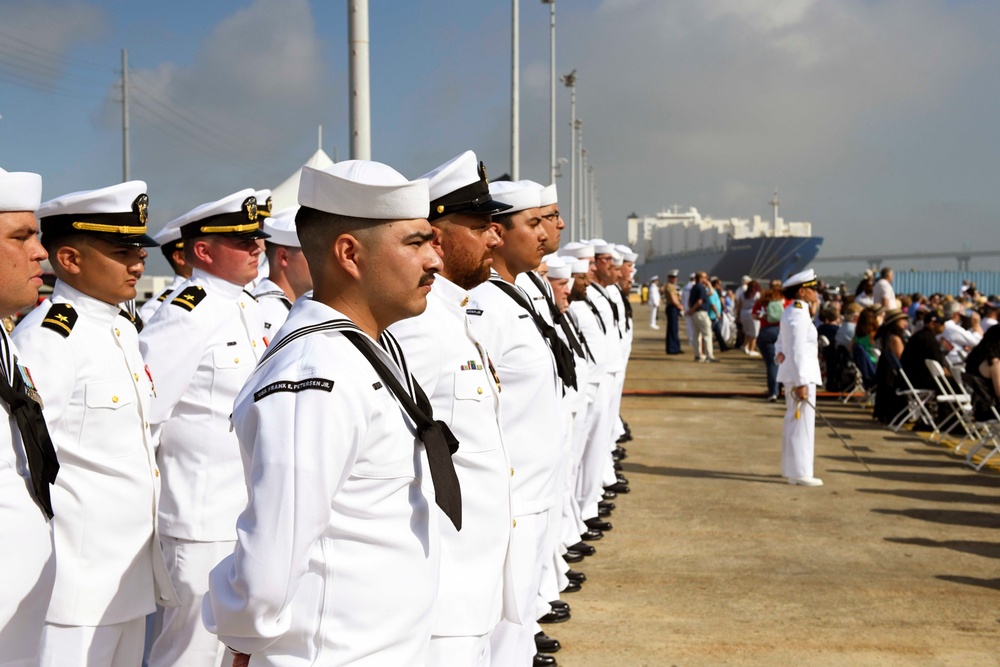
left=172, top=189, right=270, bottom=241
left=668, top=269, right=679, bottom=277
left=560, top=241, right=595, bottom=259
left=153, top=219, right=184, bottom=251
left=650, top=275, right=659, bottom=282
left=690, top=272, right=697, bottom=278
left=255, top=189, right=273, bottom=219
left=264, top=207, right=300, bottom=248
left=38, top=180, right=157, bottom=247
left=589, top=238, right=616, bottom=255
left=299, top=160, right=429, bottom=220
left=422, top=151, right=511, bottom=221
left=542, top=252, right=560, bottom=265
left=539, top=183, right=558, bottom=207
left=782, top=268, right=818, bottom=289
left=0, top=167, right=43, bottom=212
left=546, top=256, right=572, bottom=280
left=487, top=179, right=542, bottom=214
left=742, top=275, right=751, bottom=283
left=611, top=251, right=624, bottom=267
left=566, top=257, right=591, bottom=275
left=615, top=244, right=638, bottom=263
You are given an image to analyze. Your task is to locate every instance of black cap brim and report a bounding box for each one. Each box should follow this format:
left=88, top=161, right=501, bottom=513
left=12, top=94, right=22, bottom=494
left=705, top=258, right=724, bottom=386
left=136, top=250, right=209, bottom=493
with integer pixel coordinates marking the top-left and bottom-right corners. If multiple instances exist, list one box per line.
left=101, top=232, right=159, bottom=248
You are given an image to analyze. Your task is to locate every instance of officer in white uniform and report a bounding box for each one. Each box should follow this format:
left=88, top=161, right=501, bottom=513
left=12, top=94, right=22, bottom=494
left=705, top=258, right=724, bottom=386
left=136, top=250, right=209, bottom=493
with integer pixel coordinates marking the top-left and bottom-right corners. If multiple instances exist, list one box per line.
left=13, top=181, right=177, bottom=667
left=388, top=151, right=517, bottom=666
left=204, top=160, right=452, bottom=666
left=141, top=190, right=269, bottom=667
left=466, top=180, right=565, bottom=667
left=775, top=268, right=823, bottom=487
left=0, top=166, right=58, bottom=667
left=252, top=207, right=313, bottom=336
left=138, top=223, right=191, bottom=324
left=648, top=276, right=661, bottom=328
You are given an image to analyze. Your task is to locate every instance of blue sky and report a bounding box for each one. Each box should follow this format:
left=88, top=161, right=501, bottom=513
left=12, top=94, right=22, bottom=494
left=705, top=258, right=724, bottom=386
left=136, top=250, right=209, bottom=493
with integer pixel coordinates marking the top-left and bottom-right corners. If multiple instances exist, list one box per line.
left=2, top=0, right=1000, bottom=276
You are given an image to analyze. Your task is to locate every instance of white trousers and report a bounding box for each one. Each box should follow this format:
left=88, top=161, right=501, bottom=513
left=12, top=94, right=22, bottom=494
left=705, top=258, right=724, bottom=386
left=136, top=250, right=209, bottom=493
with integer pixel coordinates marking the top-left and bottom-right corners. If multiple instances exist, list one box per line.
left=40, top=617, right=145, bottom=667
left=0, top=468, right=54, bottom=667
left=490, top=511, right=547, bottom=667
left=649, top=305, right=659, bottom=326
left=782, top=385, right=816, bottom=479
left=147, top=537, right=235, bottom=667
left=428, top=632, right=492, bottom=667
left=692, top=311, right=714, bottom=360
left=576, top=377, right=614, bottom=520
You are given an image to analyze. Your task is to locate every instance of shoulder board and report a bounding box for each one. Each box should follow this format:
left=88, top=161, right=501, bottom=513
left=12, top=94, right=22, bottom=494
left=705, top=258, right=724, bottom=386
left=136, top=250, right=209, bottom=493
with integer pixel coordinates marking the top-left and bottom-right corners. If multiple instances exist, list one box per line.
left=243, top=289, right=258, bottom=302
left=793, top=301, right=804, bottom=309
left=170, top=286, right=208, bottom=311
left=40, top=303, right=78, bottom=337
left=156, top=288, right=175, bottom=303
left=118, top=308, right=144, bottom=333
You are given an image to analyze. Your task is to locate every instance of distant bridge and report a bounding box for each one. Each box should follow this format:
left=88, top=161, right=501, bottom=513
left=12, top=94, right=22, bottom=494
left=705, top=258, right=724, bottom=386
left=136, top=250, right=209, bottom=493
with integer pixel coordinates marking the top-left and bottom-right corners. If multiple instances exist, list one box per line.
left=813, top=249, right=1000, bottom=271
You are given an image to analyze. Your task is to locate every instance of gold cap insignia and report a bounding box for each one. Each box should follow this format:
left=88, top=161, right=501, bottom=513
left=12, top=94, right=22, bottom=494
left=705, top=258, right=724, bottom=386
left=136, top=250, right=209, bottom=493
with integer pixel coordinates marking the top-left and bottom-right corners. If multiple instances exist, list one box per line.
left=243, top=196, right=258, bottom=221
left=479, top=161, right=489, bottom=186
left=133, top=193, right=149, bottom=224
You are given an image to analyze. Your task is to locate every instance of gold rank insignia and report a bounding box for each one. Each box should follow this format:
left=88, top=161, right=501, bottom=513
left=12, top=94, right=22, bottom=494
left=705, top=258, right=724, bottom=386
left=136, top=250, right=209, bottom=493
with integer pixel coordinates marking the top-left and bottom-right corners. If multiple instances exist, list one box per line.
left=171, top=285, right=208, bottom=311
left=133, top=193, right=149, bottom=224
left=41, top=303, right=77, bottom=337
left=243, top=197, right=258, bottom=222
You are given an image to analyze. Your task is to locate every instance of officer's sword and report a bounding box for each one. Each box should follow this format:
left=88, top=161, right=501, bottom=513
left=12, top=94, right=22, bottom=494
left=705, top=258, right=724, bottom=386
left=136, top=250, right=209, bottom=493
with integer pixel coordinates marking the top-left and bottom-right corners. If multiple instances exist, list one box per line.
left=796, top=399, right=872, bottom=472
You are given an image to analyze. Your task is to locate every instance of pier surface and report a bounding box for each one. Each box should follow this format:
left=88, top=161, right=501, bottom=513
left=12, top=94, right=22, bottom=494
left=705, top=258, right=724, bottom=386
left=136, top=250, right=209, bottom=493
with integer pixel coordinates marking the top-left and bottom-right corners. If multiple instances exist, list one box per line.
left=557, top=305, right=1000, bottom=666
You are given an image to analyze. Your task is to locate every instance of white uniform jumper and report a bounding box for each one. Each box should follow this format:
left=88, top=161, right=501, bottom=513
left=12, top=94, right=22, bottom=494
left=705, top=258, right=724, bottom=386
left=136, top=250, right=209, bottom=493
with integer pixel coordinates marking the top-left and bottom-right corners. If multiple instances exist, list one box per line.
left=140, top=269, right=265, bottom=667
left=0, top=328, right=55, bottom=667
left=775, top=299, right=823, bottom=480
left=390, top=275, right=517, bottom=666
left=203, top=299, right=440, bottom=667
left=13, top=282, right=176, bottom=667
left=251, top=277, right=293, bottom=338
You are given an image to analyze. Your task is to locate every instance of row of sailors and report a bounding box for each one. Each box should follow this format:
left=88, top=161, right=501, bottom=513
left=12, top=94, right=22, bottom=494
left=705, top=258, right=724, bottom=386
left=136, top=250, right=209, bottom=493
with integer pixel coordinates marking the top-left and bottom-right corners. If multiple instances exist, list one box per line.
left=0, top=151, right=636, bottom=667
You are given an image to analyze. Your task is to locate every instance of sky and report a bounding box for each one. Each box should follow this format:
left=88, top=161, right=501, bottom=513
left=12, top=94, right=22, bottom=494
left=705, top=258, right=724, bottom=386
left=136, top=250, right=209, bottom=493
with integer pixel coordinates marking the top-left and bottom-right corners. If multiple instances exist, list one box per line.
left=2, top=0, right=1000, bottom=277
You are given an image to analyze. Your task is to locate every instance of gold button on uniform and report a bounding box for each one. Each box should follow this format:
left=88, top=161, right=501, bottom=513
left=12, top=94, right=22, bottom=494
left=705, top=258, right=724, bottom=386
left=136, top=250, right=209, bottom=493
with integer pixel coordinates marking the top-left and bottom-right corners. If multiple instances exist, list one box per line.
left=252, top=340, right=257, bottom=348
left=460, top=296, right=469, bottom=307
left=234, top=357, right=239, bottom=364
left=510, top=467, right=514, bottom=477
left=240, top=302, right=245, bottom=309
left=477, top=387, right=483, bottom=395
left=112, top=395, right=119, bottom=404
left=512, top=519, right=517, bottom=528
left=114, top=328, right=120, bottom=337
left=155, top=469, right=159, bottom=477
left=134, top=373, right=139, bottom=381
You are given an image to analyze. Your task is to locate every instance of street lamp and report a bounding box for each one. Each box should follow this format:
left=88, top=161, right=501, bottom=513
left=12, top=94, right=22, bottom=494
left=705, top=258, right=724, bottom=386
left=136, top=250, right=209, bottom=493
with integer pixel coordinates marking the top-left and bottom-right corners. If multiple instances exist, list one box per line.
left=511, top=0, right=520, bottom=180
left=561, top=70, right=577, bottom=239
left=541, top=0, right=556, bottom=185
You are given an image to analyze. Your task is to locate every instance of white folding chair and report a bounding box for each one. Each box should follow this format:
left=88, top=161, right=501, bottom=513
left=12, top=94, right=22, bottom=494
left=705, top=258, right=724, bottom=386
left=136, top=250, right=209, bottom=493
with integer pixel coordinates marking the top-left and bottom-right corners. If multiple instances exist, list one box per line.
left=953, top=373, right=1000, bottom=471
left=887, top=356, right=937, bottom=433
left=925, top=359, right=979, bottom=447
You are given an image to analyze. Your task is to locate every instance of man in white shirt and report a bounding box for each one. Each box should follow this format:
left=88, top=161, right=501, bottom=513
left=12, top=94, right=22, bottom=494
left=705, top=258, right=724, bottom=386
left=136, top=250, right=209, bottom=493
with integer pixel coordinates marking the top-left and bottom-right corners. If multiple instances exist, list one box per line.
left=872, top=267, right=897, bottom=310
left=389, top=151, right=518, bottom=666
left=940, top=301, right=982, bottom=366
left=141, top=190, right=270, bottom=667
left=648, top=276, right=661, bottom=328
left=204, top=160, right=451, bottom=666
left=252, top=207, right=313, bottom=336
left=0, top=166, right=58, bottom=666
left=14, top=181, right=177, bottom=666
left=138, top=224, right=191, bottom=324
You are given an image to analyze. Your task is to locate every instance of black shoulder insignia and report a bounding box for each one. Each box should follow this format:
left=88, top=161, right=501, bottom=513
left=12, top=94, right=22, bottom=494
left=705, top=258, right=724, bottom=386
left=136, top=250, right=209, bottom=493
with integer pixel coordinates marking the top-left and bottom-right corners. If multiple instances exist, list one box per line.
left=118, top=308, right=144, bottom=333
left=793, top=301, right=804, bottom=309
left=156, top=289, right=175, bottom=303
left=171, top=286, right=207, bottom=311
left=40, top=303, right=78, bottom=337
left=253, top=377, right=335, bottom=402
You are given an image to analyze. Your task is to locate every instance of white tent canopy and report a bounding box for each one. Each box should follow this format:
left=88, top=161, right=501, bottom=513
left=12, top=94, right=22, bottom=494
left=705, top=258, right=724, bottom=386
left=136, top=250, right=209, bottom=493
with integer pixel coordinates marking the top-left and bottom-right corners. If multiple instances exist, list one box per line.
left=270, top=148, right=335, bottom=212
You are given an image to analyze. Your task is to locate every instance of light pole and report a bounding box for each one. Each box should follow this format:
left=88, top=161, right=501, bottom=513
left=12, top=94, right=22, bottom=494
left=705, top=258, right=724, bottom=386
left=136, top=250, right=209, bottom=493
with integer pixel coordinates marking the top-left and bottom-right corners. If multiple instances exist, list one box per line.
left=561, top=70, right=576, bottom=239
left=580, top=145, right=588, bottom=239
left=541, top=0, right=556, bottom=185
left=348, top=0, right=371, bottom=160
left=511, top=0, right=520, bottom=180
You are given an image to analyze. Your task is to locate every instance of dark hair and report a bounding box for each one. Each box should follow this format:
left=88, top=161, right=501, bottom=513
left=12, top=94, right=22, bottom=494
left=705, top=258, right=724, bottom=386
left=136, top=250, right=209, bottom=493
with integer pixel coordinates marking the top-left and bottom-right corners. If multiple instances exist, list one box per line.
left=856, top=307, right=879, bottom=338
left=492, top=211, right=515, bottom=230
left=965, top=325, right=1000, bottom=373
left=160, top=243, right=184, bottom=272
left=782, top=285, right=800, bottom=300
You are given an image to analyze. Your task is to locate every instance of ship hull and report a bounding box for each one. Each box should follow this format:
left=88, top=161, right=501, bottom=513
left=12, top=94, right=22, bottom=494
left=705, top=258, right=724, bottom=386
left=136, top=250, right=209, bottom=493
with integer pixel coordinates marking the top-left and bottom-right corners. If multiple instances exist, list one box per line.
left=636, top=236, right=824, bottom=285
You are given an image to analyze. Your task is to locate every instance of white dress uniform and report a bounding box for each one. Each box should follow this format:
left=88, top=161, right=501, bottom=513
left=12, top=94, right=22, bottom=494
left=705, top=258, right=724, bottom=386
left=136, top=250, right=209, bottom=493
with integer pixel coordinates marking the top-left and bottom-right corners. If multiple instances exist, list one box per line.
left=775, top=298, right=823, bottom=481
left=140, top=268, right=266, bottom=667
left=0, top=329, right=56, bottom=667
left=203, top=299, right=440, bottom=666
left=389, top=275, right=517, bottom=664
left=13, top=282, right=177, bottom=666
left=648, top=279, right=661, bottom=327
left=468, top=271, right=562, bottom=667
left=138, top=274, right=185, bottom=324
left=588, top=281, right=625, bottom=486
left=251, top=277, right=293, bottom=337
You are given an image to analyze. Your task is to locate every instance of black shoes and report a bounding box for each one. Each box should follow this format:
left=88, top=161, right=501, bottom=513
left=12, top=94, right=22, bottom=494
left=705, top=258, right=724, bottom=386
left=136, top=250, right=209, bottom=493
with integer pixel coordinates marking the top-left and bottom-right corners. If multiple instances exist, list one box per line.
left=602, top=490, right=617, bottom=500
left=585, top=518, right=612, bottom=532
left=568, top=541, right=595, bottom=556
left=534, top=653, right=557, bottom=666
left=598, top=500, right=615, bottom=512
left=561, top=579, right=581, bottom=593
left=562, top=550, right=584, bottom=563
left=598, top=505, right=612, bottom=518
left=566, top=569, right=586, bottom=583
left=580, top=529, right=603, bottom=542
left=535, top=632, right=561, bottom=653
left=538, top=607, right=570, bottom=623
left=604, top=482, right=630, bottom=494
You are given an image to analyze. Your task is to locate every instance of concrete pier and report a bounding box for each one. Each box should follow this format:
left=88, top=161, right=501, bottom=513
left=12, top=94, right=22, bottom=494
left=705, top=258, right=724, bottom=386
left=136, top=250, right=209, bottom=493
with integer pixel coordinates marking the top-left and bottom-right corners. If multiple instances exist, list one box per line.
left=555, top=305, right=1000, bottom=666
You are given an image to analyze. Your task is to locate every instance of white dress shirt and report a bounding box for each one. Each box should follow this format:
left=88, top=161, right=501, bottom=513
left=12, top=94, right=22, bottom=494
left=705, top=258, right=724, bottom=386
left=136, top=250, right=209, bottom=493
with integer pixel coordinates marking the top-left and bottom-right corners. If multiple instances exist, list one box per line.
left=138, top=274, right=186, bottom=324
left=140, top=268, right=266, bottom=542
left=775, top=299, right=823, bottom=387
left=203, top=299, right=439, bottom=665
left=389, top=275, right=517, bottom=637
left=941, top=319, right=983, bottom=366
left=13, top=281, right=176, bottom=626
